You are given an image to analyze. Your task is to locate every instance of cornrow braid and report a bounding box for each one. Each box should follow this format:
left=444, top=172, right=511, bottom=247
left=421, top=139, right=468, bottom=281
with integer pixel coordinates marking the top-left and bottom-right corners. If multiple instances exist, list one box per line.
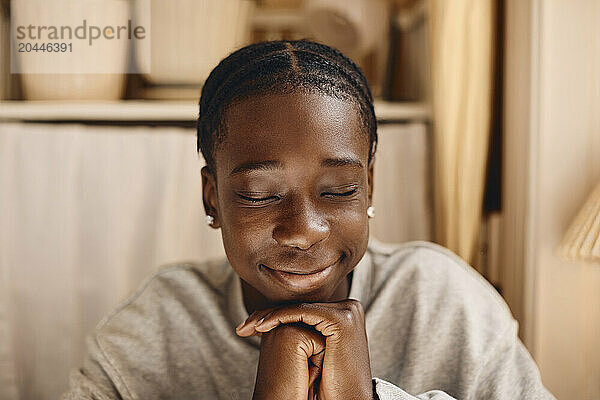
left=197, top=39, right=378, bottom=174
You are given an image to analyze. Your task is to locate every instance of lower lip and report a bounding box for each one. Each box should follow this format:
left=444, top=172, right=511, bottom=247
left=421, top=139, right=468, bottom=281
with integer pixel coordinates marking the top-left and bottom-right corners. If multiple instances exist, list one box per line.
left=261, top=258, right=340, bottom=290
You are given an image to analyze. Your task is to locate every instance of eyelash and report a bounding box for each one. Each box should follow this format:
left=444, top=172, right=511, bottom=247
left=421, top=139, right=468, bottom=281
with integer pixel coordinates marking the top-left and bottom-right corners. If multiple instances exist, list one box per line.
left=322, top=188, right=358, bottom=198
left=238, top=194, right=279, bottom=203
left=238, top=189, right=358, bottom=203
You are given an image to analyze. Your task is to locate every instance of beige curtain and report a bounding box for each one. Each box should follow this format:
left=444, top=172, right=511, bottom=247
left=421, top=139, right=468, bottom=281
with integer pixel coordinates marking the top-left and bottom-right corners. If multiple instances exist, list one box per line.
left=0, top=258, right=18, bottom=400
left=429, top=0, right=495, bottom=265
left=0, top=120, right=431, bottom=400
left=0, top=123, right=226, bottom=400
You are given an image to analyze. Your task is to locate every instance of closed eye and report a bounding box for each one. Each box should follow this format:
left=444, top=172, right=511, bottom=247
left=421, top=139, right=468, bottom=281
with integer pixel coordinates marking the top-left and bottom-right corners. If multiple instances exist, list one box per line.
left=322, top=188, right=358, bottom=197
left=238, top=193, right=280, bottom=203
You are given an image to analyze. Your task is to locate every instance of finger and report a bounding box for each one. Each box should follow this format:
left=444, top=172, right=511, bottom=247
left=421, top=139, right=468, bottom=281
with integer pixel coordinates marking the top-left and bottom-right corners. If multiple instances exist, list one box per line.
left=238, top=299, right=364, bottom=338
left=309, top=348, right=325, bottom=371
left=235, top=307, right=277, bottom=336
left=254, top=302, right=360, bottom=337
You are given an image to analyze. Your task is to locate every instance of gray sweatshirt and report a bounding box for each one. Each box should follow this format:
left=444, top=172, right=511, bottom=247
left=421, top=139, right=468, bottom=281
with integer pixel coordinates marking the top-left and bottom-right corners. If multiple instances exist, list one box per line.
left=61, top=239, right=556, bottom=399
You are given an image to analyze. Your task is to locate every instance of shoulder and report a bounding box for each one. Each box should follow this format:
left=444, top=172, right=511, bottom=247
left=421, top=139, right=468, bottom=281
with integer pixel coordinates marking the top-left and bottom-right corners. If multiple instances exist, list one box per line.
left=96, top=257, right=232, bottom=331
left=366, top=238, right=515, bottom=336
left=84, top=258, right=234, bottom=396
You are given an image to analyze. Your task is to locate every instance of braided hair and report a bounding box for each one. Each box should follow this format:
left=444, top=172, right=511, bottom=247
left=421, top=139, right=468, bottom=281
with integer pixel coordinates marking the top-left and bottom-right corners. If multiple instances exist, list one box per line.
left=197, top=39, right=377, bottom=174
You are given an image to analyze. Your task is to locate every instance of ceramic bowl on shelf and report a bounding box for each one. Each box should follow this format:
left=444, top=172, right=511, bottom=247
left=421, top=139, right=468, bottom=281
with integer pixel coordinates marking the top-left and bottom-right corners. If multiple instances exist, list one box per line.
left=18, top=73, right=127, bottom=100
left=304, top=0, right=389, bottom=59
left=134, top=0, right=254, bottom=86
left=11, top=0, right=130, bottom=100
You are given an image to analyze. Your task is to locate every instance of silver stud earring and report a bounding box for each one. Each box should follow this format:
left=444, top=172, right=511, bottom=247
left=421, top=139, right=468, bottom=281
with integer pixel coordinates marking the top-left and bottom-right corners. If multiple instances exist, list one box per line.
left=205, top=215, right=215, bottom=226
left=367, top=206, right=375, bottom=219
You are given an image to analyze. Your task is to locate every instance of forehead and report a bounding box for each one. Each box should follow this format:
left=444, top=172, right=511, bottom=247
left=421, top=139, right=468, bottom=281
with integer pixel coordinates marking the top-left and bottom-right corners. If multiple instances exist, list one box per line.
left=215, top=91, right=369, bottom=174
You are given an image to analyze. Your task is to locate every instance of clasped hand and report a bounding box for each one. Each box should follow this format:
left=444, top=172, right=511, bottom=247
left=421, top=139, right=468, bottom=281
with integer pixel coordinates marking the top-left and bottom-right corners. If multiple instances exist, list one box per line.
left=236, top=299, right=375, bottom=400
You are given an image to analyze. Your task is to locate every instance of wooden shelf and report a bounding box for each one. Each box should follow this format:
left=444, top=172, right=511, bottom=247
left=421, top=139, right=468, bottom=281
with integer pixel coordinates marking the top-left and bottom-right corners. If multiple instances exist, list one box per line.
left=0, top=100, right=430, bottom=124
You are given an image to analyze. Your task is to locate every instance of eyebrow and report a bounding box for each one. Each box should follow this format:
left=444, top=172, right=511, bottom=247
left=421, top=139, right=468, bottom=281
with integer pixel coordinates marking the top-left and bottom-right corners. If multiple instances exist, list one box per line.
left=229, top=160, right=282, bottom=176
left=321, top=157, right=364, bottom=169
left=228, top=157, right=363, bottom=177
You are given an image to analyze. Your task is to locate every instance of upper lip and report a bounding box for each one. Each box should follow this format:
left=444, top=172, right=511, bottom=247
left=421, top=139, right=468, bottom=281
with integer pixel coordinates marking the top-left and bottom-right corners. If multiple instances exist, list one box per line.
left=261, top=256, right=341, bottom=275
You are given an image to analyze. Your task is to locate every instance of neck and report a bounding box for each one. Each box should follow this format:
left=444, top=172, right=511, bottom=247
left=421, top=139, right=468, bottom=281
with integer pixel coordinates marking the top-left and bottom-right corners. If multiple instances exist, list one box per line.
left=241, top=271, right=353, bottom=315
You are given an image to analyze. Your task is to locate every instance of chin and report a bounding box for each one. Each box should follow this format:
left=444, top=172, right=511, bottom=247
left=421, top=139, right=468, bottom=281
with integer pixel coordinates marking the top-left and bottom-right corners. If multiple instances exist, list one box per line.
left=257, top=257, right=349, bottom=301
left=266, top=276, right=349, bottom=305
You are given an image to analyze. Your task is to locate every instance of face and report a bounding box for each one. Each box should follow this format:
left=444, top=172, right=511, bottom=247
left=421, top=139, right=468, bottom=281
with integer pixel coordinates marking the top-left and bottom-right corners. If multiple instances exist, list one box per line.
left=202, top=91, right=374, bottom=310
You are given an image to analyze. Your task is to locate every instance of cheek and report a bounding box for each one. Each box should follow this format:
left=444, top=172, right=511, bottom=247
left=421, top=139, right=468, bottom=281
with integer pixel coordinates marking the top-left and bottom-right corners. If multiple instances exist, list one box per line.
left=218, top=203, right=274, bottom=274
left=331, top=201, right=366, bottom=223
left=331, top=205, right=370, bottom=248
left=220, top=214, right=265, bottom=254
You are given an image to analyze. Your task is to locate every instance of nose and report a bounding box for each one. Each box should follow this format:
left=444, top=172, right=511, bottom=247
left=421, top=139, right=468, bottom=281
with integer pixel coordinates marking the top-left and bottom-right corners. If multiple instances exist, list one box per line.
left=272, top=198, right=330, bottom=250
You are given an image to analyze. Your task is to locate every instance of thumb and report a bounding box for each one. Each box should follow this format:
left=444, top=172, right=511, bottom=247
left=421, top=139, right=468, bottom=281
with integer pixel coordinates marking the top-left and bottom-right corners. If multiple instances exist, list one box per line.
left=296, top=323, right=326, bottom=359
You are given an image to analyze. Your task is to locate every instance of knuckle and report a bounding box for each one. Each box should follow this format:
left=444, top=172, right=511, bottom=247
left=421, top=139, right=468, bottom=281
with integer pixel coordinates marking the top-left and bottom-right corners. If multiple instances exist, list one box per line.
left=350, top=299, right=365, bottom=316
left=337, top=300, right=364, bottom=326
left=343, top=299, right=364, bottom=316
left=296, top=302, right=314, bottom=313
left=339, top=309, right=354, bottom=325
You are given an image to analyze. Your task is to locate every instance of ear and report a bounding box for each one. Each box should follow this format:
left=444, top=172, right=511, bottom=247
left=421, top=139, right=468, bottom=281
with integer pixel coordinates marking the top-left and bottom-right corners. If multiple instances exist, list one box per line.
left=367, top=158, right=374, bottom=206
left=201, top=166, right=221, bottom=229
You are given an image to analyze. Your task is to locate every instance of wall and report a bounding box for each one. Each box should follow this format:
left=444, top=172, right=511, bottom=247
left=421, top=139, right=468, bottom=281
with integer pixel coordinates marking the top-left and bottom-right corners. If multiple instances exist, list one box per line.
left=534, top=0, right=600, bottom=398
left=503, top=0, right=600, bottom=398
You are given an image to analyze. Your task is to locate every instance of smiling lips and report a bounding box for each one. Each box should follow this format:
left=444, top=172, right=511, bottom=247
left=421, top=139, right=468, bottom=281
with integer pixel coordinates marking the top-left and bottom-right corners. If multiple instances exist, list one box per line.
left=260, top=257, right=342, bottom=290
left=260, top=265, right=329, bottom=275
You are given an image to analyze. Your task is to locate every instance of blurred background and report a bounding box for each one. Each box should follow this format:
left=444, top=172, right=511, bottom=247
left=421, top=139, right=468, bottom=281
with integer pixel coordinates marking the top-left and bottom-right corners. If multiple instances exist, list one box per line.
left=0, top=0, right=598, bottom=399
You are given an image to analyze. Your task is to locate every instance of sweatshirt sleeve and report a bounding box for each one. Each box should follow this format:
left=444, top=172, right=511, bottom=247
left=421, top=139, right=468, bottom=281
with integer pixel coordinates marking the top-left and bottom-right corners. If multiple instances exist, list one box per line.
left=372, top=377, right=458, bottom=399
left=372, top=321, right=555, bottom=400
left=60, top=336, right=126, bottom=400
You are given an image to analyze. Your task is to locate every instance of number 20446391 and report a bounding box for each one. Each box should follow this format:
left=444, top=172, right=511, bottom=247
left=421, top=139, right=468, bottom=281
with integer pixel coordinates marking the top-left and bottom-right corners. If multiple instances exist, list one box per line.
left=17, top=42, right=73, bottom=52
